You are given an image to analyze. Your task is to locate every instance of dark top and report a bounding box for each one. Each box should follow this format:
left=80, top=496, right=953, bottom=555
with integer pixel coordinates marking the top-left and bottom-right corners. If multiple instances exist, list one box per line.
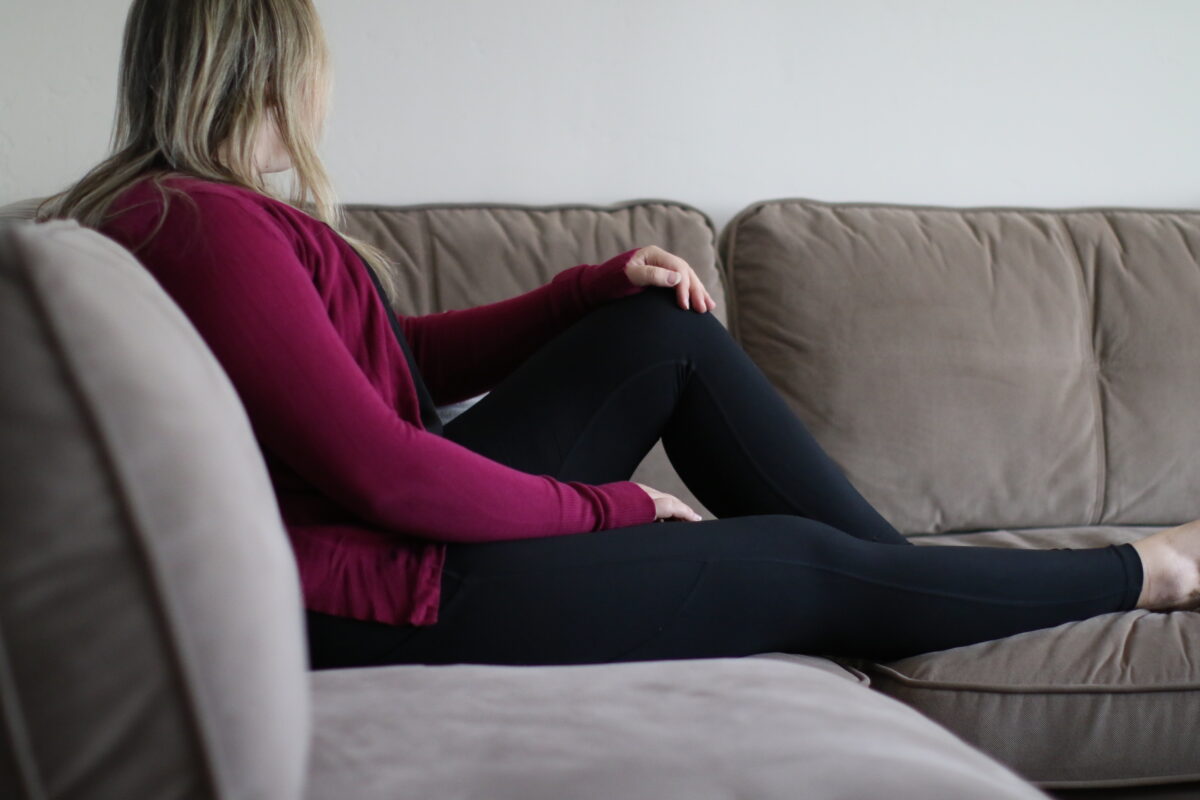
left=357, top=255, right=445, bottom=437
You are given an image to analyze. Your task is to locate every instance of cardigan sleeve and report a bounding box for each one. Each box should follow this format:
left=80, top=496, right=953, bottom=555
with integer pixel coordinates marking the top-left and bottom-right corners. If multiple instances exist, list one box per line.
left=399, top=248, right=646, bottom=405
left=117, top=192, right=657, bottom=541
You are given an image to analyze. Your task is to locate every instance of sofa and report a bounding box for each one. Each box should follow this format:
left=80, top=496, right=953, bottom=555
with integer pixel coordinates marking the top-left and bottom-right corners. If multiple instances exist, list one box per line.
left=0, top=192, right=1196, bottom=799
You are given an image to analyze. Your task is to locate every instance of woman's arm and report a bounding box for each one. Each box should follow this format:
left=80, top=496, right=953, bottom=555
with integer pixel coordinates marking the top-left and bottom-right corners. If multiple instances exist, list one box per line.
left=399, top=249, right=646, bottom=405
left=124, top=191, right=656, bottom=541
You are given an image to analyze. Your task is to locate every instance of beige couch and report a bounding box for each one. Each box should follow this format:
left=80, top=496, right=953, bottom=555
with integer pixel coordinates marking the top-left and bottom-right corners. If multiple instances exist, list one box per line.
left=1, top=193, right=1197, bottom=799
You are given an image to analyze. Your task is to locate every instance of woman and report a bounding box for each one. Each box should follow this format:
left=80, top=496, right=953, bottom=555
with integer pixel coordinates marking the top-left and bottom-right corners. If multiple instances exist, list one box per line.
left=43, top=0, right=1198, bottom=670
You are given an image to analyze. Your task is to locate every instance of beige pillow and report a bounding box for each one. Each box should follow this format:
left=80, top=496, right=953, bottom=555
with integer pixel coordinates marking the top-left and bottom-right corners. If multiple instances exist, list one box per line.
left=0, top=220, right=309, bottom=800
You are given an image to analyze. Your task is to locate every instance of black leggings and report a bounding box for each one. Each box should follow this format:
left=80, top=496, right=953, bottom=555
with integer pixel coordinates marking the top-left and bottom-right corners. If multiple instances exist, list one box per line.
left=305, top=288, right=1144, bottom=669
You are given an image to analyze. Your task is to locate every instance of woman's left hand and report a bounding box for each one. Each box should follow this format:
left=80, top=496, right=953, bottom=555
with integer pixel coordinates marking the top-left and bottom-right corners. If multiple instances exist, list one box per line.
left=623, top=245, right=716, bottom=313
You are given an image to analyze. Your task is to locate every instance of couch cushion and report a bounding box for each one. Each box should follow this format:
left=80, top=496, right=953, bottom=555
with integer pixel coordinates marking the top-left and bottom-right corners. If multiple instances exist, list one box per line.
left=0, top=221, right=310, bottom=800
left=721, top=198, right=1200, bottom=534
left=343, top=200, right=726, bottom=519
left=342, top=200, right=725, bottom=319
left=308, top=655, right=1047, bottom=800
left=841, top=526, right=1200, bottom=790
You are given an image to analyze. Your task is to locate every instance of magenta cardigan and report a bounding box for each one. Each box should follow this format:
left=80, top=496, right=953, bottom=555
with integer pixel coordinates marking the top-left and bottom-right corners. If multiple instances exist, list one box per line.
left=101, top=176, right=658, bottom=625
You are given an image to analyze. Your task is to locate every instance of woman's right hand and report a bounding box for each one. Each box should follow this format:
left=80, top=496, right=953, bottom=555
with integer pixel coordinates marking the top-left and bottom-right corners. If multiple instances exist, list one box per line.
left=633, top=482, right=703, bottom=523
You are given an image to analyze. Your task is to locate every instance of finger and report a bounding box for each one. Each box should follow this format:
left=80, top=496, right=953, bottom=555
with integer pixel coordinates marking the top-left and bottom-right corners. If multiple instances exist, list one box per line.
left=690, top=277, right=706, bottom=313
left=645, top=265, right=682, bottom=289
left=673, top=500, right=702, bottom=522
left=676, top=274, right=691, bottom=310
left=645, top=246, right=692, bottom=276
left=662, top=496, right=699, bottom=521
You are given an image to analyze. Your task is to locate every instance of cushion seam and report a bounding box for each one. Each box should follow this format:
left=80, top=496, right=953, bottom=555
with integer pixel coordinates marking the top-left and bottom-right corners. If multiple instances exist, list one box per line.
left=1057, top=215, right=1108, bottom=525
left=864, top=661, right=1200, bottom=693
left=1036, top=773, right=1200, bottom=790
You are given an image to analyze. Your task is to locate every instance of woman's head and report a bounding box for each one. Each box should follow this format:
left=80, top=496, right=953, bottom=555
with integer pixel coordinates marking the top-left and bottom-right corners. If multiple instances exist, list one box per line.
left=117, top=0, right=331, bottom=180
left=44, top=0, right=401, bottom=300
left=46, top=0, right=335, bottom=226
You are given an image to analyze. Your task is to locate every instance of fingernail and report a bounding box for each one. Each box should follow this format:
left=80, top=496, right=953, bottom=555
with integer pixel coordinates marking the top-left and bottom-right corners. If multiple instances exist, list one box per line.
left=668, top=274, right=680, bottom=285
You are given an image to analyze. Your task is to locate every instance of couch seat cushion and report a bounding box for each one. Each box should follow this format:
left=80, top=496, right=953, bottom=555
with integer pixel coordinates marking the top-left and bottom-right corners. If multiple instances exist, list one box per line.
left=307, top=654, right=1046, bottom=800
left=844, top=526, right=1200, bottom=790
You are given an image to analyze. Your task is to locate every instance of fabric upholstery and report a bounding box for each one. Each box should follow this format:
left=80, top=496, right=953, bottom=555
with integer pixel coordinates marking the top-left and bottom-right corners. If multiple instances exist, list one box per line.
left=720, top=198, right=1200, bottom=791
left=851, top=607, right=1199, bottom=789
left=836, top=526, right=1200, bottom=789
left=341, top=200, right=725, bottom=320
left=342, top=200, right=726, bottom=519
left=0, top=198, right=42, bottom=221
left=0, top=221, right=310, bottom=800
left=8, top=192, right=1193, bottom=797
left=720, top=198, right=1200, bottom=535
left=1048, top=784, right=1200, bottom=799
left=307, top=655, right=1047, bottom=800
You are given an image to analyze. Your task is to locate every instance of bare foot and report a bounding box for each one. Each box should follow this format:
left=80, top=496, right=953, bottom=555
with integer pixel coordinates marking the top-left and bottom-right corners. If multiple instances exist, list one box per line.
left=1130, top=520, right=1200, bottom=611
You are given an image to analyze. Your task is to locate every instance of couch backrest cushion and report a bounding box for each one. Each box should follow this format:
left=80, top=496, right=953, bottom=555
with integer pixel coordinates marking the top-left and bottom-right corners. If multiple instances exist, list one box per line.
left=0, top=221, right=310, bottom=800
left=0, top=198, right=43, bottom=222
left=721, top=199, right=1200, bottom=534
left=342, top=200, right=725, bottom=322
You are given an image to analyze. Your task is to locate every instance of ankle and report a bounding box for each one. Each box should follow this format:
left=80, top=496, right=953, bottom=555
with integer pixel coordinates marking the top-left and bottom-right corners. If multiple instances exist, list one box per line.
left=1131, top=528, right=1200, bottom=611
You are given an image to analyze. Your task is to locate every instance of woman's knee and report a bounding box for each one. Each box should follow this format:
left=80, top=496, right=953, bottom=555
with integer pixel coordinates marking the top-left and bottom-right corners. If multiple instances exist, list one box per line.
left=607, top=287, right=728, bottom=346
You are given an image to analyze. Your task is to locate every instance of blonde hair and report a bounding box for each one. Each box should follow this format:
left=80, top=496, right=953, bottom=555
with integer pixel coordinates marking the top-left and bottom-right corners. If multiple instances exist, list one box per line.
left=39, top=0, right=399, bottom=301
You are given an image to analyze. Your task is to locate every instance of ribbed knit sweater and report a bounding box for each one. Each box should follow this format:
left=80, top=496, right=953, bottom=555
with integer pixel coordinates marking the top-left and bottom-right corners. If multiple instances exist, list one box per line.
left=100, top=175, right=658, bottom=625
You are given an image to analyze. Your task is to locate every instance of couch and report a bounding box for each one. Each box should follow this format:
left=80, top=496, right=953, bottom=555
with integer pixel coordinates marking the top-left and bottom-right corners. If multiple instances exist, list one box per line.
left=0, top=192, right=1196, bottom=799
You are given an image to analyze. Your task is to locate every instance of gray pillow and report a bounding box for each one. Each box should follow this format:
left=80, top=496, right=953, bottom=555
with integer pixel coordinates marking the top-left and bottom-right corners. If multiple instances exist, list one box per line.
left=0, top=220, right=309, bottom=800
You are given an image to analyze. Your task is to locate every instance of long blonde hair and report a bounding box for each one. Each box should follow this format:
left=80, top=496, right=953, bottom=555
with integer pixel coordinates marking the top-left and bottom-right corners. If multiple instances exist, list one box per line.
left=39, top=0, right=399, bottom=301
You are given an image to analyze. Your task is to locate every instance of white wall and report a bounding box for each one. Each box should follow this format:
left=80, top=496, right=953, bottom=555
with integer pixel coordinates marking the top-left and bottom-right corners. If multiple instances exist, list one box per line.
left=3, top=0, right=1198, bottom=231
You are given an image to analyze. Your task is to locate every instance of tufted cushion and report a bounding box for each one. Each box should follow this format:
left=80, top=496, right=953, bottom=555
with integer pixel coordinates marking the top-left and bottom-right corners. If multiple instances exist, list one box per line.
left=720, top=198, right=1200, bottom=534
left=0, top=221, right=310, bottom=800
left=343, top=200, right=726, bottom=518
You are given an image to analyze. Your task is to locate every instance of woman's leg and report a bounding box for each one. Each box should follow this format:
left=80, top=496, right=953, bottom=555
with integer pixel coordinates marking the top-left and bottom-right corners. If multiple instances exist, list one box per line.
left=442, top=287, right=909, bottom=545
left=306, top=515, right=1143, bottom=668
left=306, top=287, right=1151, bottom=669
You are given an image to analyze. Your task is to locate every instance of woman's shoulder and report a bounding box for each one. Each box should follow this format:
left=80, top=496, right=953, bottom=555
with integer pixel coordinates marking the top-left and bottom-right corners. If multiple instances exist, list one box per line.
left=108, top=173, right=284, bottom=223
left=103, top=173, right=320, bottom=251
